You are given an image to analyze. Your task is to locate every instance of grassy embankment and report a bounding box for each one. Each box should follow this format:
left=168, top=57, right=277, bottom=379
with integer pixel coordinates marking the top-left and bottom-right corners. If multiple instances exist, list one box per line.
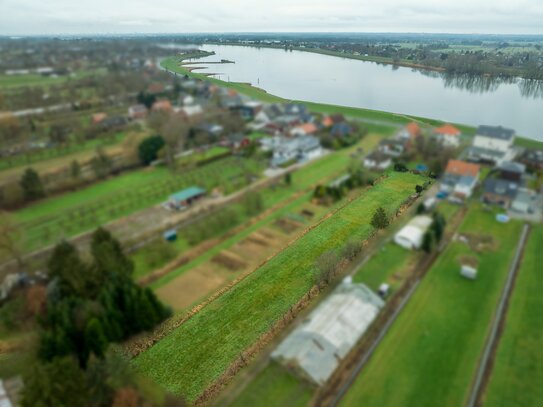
left=483, top=225, right=543, bottom=407
left=15, top=157, right=263, bottom=252
left=0, top=68, right=105, bottom=89
left=132, top=171, right=426, bottom=402
left=340, top=205, right=523, bottom=407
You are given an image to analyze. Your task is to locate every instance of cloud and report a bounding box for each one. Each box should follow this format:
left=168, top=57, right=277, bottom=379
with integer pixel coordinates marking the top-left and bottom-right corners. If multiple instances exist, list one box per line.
left=0, top=0, right=542, bottom=35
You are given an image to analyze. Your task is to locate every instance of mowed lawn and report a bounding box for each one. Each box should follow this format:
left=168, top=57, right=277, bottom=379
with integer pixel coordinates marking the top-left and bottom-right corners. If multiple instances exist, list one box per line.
left=340, top=207, right=523, bottom=407
left=228, top=363, right=314, bottom=407
left=133, top=172, right=425, bottom=402
left=483, top=225, right=543, bottom=407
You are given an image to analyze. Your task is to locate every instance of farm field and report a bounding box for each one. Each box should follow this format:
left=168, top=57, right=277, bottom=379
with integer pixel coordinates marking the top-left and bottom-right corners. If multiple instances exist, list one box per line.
left=228, top=363, right=314, bottom=407
left=132, top=171, right=426, bottom=402
left=141, top=132, right=385, bottom=286
left=14, top=156, right=263, bottom=251
left=483, top=225, right=543, bottom=407
left=340, top=206, right=523, bottom=407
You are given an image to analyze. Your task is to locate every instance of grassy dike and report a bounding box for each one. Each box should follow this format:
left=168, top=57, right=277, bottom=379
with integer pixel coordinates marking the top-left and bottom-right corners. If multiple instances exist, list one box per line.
left=161, top=55, right=543, bottom=148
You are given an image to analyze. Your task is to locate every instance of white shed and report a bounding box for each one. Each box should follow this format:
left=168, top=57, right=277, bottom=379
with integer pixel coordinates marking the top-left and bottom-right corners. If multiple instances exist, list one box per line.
left=460, top=265, right=477, bottom=280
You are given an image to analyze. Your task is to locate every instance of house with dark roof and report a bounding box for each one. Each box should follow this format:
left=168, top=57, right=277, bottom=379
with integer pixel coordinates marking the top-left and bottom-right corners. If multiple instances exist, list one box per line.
left=518, top=148, right=543, bottom=171
left=271, top=135, right=322, bottom=167
left=330, top=122, right=353, bottom=138
left=482, top=178, right=520, bottom=208
left=468, top=125, right=516, bottom=164
left=378, top=139, right=405, bottom=157
left=363, top=151, right=392, bottom=171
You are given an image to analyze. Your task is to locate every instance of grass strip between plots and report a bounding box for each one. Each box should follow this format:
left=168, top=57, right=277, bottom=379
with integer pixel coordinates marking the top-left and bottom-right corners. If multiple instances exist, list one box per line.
left=132, top=172, right=425, bottom=401
left=483, top=225, right=543, bottom=407
left=339, top=207, right=523, bottom=407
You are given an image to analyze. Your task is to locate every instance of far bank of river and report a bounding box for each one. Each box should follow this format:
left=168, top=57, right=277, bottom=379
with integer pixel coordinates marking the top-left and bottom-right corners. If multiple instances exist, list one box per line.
left=161, top=44, right=543, bottom=144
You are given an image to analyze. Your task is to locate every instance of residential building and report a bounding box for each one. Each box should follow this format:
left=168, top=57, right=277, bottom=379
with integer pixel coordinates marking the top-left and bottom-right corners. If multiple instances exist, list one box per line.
left=434, top=124, right=461, bottom=148
left=468, top=125, right=516, bottom=164
left=511, top=188, right=536, bottom=214
left=91, top=112, right=107, bottom=125
left=271, top=135, right=322, bottom=167
left=378, top=139, right=405, bottom=157
left=363, top=150, right=392, bottom=171
left=396, top=122, right=421, bottom=147
left=482, top=178, right=520, bottom=208
left=290, top=122, right=318, bottom=136
left=330, top=122, right=353, bottom=138
left=128, top=104, right=148, bottom=120
left=151, top=99, right=172, bottom=113
left=441, top=159, right=481, bottom=201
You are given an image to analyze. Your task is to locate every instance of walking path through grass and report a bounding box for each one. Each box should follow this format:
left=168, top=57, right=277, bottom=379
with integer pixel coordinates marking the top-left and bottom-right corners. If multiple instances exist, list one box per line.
left=339, top=206, right=523, bottom=407
left=482, top=225, right=543, bottom=407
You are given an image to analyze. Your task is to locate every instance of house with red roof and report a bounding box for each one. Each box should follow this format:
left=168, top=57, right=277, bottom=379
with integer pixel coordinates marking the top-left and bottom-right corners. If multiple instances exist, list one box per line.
left=441, top=159, right=481, bottom=202
left=434, top=124, right=461, bottom=148
left=396, top=122, right=422, bottom=148
left=151, top=99, right=172, bottom=113
left=290, top=122, right=318, bottom=137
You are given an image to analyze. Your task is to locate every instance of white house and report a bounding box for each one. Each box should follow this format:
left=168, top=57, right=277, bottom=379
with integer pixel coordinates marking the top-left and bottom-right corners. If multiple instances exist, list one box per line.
left=394, top=215, right=433, bottom=250
left=434, top=124, right=461, bottom=148
left=363, top=151, right=392, bottom=171
left=271, top=135, right=322, bottom=167
left=468, top=125, right=516, bottom=164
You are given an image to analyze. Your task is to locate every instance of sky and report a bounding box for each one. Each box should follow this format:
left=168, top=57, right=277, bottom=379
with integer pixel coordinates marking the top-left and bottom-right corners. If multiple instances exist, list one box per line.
left=1, top=0, right=542, bottom=36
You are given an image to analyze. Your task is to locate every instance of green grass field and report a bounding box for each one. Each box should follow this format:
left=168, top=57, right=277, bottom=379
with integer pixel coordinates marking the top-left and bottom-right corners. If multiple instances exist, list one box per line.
left=133, top=172, right=426, bottom=401
left=340, top=207, right=523, bottom=407
left=483, top=225, right=543, bottom=407
left=15, top=157, right=263, bottom=251
left=229, top=363, right=314, bottom=407
left=0, top=68, right=105, bottom=89
left=176, top=146, right=231, bottom=166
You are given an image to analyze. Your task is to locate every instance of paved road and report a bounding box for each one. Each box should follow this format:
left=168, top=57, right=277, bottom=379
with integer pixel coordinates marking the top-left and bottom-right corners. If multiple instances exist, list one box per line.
left=466, top=223, right=530, bottom=407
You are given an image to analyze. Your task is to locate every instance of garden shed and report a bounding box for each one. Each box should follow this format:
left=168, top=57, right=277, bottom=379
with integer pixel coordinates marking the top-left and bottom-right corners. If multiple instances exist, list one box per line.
left=169, top=186, right=206, bottom=209
left=394, top=215, right=433, bottom=250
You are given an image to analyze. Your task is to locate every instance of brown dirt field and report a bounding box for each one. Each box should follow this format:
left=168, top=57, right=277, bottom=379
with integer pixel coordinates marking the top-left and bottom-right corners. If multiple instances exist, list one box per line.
left=156, top=265, right=234, bottom=311
left=275, top=217, right=303, bottom=234
left=212, top=250, right=248, bottom=271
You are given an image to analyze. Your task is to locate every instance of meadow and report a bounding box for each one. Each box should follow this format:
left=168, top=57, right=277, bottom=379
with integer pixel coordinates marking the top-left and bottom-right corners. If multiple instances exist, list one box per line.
left=340, top=207, right=523, bottom=407
left=15, top=156, right=263, bottom=251
left=483, top=225, right=543, bottom=407
left=132, top=171, right=425, bottom=402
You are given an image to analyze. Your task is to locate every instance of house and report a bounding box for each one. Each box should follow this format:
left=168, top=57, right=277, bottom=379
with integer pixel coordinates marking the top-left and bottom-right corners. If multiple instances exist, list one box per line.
left=151, top=99, right=172, bottom=113
left=168, top=186, right=206, bottom=210
left=330, top=122, right=353, bottom=138
left=226, top=133, right=251, bottom=149
left=518, top=148, right=543, bottom=171
left=482, top=178, right=520, bottom=208
left=271, top=280, right=384, bottom=385
left=378, top=139, right=405, bottom=157
left=363, top=151, right=392, bottom=171
left=128, top=104, right=148, bottom=120
left=396, top=122, right=421, bottom=146
left=239, top=101, right=263, bottom=120
left=284, top=103, right=308, bottom=116
left=91, top=112, right=107, bottom=125
left=100, top=116, right=127, bottom=130
left=290, top=122, right=318, bottom=136
left=434, top=124, right=461, bottom=148
left=175, top=104, right=204, bottom=120
left=441, top=160, right=481, bottom=201
left=497, top=161, right=526, bottom=182
left=511, top=188, right=536, bottom=214
left=196, top=123, right=224, bottom=139
left=271, top=135, right=322, bottom=167
left=394, top=215, right=433, bottom=250
left=468, top=125, right=516, bottom=164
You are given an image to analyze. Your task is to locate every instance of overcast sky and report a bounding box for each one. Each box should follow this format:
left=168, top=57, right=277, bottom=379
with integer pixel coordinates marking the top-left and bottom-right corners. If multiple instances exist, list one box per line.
left=1, top=0, right=542, bottom=36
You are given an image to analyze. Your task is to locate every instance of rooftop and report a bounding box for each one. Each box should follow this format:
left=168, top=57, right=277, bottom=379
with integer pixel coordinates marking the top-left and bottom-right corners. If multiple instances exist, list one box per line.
left=170, top=186, right=206, bottom=202
left=445, top=159, right=480, bottom=177
left=476, top=125, right=515, bottom=141
left=435, top=123, right=461, bottom=136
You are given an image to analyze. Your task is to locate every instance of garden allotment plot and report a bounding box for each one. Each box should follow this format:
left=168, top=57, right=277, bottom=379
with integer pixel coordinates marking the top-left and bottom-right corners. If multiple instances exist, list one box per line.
left=133, top=172, right=425, bottom=402
left=340, top=207, right=523, bottom=407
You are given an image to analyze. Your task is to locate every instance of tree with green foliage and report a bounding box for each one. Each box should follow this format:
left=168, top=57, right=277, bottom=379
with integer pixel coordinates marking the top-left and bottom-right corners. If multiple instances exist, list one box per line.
left=22, top=356, right=89, bottom=407
left=284, top=172, right=292, bottom=185
left=422, top=231, right=434, bottom=253
left=84, top=317, right=108, bottom=360
left=371, top=207, right=390, bottom=230
left=314, top=250, right=338, bottom=287
left=70, top=159, right=81, bottom=180
left=243, top=192, right=263, bottom=216
left=20, top=167, right=45, bottom=201
left=90, top=146, right=113, bottom=179
left=431, top=212, right=446, bottom=243
left=138, top=135, right=165, bottom=165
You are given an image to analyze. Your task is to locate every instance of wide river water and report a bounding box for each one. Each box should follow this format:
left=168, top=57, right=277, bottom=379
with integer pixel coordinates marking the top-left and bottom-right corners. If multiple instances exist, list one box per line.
left=185, top=44, right=543, bottom=141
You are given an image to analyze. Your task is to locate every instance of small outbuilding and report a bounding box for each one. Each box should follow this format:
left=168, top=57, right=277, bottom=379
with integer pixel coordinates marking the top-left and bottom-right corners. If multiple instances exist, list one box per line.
left=394, top=215, right=433, bottom=250
left=460, top=265, right=477, bottom=280
left=169, top=186, right=206, bottom=209
left=163, top=229, right=177, bottom=242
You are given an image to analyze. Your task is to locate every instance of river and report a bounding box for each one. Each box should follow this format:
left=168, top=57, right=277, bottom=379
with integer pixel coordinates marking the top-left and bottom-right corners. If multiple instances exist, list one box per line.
left=185, top=44, right=543, bottom=141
